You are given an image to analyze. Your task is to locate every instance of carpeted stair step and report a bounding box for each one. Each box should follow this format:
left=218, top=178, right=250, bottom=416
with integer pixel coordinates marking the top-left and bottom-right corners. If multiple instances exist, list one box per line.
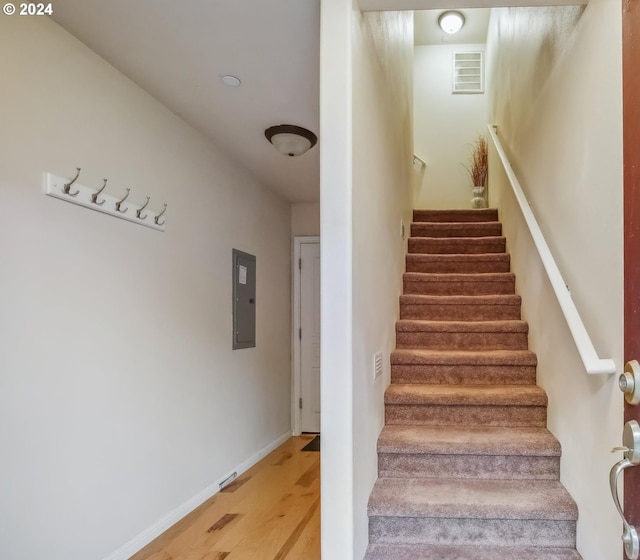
left=367, top=207, right=581, bottom=558
left=406, top=253, right=511, bottom=274
left=368, top=478, right=578, bottom=547
left=413, top=209, right=498, bottom=223
left=377, top=425, right=560, bottom=479
left=391, top=349, right=537, bottom=385
left=400, top=294, right=521, bottom=321
left=364, top=544, right=582, bottom=560
left=403, top=272, right=515, bottom=296
left=409, top=236, right=506, bottom=255
left=385, top=384, right=547, bottom=427
left=395, top=320, right=529, bottom=351
left=411, top=221, right=502, bottom=238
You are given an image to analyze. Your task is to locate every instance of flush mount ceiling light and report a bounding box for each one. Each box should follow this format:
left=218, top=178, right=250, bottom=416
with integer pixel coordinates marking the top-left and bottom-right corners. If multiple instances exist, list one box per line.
left=438, top=11, right=465, bottom=34
left=220, top=74, right=241, bottom=87
left=265, top=125, right=318, bottom=157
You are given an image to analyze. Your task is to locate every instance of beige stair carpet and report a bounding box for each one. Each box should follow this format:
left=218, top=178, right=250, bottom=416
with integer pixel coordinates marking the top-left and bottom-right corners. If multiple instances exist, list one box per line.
left=364, top=209, right=582, bottom=560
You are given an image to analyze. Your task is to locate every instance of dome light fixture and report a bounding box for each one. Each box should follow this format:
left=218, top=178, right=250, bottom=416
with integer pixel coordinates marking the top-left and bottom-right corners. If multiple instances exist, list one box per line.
left=438, top=11, right=465, bottom=34
left=265, top=124, right=318, bottom=157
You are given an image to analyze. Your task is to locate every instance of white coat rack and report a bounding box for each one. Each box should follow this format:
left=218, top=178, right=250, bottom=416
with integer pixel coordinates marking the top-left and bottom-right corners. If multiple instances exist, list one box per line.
left=45, top=168, right=167, bottom=232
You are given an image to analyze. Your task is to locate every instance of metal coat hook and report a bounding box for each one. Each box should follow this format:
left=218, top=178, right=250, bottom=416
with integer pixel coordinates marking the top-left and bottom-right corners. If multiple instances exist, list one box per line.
left=91, top=179, right=108, bottom=206
left=155, top=204, right=167, bottom=226
left=115, top=188, right=130, bottom=214
left=62, top=167, right=81, bottom=196
left=45, top=172, right=165, bottom=231
left=136, top=197, right=150, bottom=220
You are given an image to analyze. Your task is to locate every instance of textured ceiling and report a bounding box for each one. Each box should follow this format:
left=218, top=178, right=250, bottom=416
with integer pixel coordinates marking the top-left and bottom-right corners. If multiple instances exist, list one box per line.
left=52, top=0, right=321, bottom=203
left=360, top=0, right=587, bottom=10
left=50, top=1, right=577, bottom=204
left=414, top=9, right=490, bottom=45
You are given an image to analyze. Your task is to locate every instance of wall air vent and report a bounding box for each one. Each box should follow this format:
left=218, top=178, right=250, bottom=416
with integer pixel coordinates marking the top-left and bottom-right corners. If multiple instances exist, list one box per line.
left=453, top=52, right=484, bottom=94
left=373, top=352, right=383, bottom=380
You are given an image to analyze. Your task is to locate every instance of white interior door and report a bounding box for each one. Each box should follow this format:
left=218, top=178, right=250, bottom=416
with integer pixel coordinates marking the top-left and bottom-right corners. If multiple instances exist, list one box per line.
left=300, top=242, right=321, bottom=433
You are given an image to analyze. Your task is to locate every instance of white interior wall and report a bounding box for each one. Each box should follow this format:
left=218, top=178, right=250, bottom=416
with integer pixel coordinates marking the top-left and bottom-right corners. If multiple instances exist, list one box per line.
left=320, top=0, right=355, bottom=557
left=0, top=17, right=292, bottom=560
left=291, top=202, right=321, bottom=236
left=352, top=9, right=414, bottom=558
left=413, top=43, right=488, bottom=209
left=485, top=3, right=623, bottom=558
left=319, top=1, right=413, bottom=558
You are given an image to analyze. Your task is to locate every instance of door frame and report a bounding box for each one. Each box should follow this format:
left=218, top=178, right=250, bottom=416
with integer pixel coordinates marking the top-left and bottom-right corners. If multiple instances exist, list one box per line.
left=623, top=0, right=640, bottom=544
left=292, top=236, right=320, bottom=436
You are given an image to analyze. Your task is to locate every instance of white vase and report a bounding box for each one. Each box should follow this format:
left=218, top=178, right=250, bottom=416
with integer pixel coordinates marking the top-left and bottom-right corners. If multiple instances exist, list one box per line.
left=471, top=186, right=487, bottom=209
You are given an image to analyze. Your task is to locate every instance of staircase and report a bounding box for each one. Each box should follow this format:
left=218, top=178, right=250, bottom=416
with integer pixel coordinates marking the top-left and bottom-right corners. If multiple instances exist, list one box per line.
left=365, top=209, right=582, bottom=560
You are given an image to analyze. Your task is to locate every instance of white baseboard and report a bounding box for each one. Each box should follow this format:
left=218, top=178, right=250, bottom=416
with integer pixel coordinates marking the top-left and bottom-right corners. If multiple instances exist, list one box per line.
left=102, top=430, right=292, bottom=560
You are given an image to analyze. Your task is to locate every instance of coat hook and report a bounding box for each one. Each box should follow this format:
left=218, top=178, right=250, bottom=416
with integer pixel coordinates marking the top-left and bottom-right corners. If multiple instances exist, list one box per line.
left=155, top=203, right=167, bottom=226
left=115, top=188, right=130, bottom=213
left=136, top=196, right=150, bottom=220
left=62, top=167, right=81, bottom=196
left=91, top=179, right=108, bottom=206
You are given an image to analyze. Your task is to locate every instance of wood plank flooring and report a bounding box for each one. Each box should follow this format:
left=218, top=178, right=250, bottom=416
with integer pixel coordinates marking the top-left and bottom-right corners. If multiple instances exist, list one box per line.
left=130, top=436, right=320, bottom=560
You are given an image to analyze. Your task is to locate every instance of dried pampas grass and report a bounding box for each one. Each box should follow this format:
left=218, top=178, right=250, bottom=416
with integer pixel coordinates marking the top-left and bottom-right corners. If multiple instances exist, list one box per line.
left=463, top=135, right=488, bottom=187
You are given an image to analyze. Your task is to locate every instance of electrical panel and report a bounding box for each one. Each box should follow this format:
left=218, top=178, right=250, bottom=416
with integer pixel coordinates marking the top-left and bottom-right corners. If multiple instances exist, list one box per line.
left=232, top=249, right=256, bottom=349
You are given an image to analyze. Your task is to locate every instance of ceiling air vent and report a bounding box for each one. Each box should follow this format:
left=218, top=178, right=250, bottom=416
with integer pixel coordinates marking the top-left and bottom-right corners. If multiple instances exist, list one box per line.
left=453, top=52, right=484, bottom=94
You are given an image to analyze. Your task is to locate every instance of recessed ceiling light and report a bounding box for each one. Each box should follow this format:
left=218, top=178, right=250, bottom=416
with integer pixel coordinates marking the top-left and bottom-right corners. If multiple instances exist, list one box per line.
left=221, top=75, right=241, bottom=87
left=439, top=11, right=465, bottom=34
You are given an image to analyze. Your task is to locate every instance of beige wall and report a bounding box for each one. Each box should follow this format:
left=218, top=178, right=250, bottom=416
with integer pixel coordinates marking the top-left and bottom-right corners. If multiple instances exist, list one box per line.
left=291, top=202, right=320, bottom=237
left=414, top=44, right=488, bottom=209
left=486, top=2, right=623, bottom=558
left=319, top=0, right=356, bottom=555
left=0, top=16, right=292, bottom=560
left=351, top=8, right=414, bottom=557
left=319, top=1, right=413, bottom=557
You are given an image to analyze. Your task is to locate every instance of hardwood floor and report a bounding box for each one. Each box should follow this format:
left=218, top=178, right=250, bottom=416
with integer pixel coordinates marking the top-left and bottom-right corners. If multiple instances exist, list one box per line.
left=130, top=436, right=320, bottom=560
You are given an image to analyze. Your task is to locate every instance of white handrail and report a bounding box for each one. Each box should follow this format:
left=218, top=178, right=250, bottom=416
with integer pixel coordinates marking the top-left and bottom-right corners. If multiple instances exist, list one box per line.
left=413, top=154, right=426, bottom=168
left=487, top=124, right=616, bottom=375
